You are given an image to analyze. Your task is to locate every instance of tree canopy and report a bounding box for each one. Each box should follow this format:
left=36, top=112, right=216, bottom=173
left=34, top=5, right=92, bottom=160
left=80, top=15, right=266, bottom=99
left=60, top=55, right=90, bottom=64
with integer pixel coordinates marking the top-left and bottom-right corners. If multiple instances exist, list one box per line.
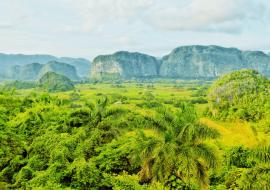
left=207, top=69, right=270, bottom=121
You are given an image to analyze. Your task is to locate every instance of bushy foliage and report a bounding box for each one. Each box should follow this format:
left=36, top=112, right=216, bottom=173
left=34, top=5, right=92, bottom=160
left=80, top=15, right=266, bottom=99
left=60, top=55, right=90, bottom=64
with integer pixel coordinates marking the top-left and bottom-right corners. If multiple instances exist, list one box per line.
left=207, top=69, right=270, bottom=121
left=223, top=145, right=270, bottom=190
left=1, top=79, right=270, bottom=189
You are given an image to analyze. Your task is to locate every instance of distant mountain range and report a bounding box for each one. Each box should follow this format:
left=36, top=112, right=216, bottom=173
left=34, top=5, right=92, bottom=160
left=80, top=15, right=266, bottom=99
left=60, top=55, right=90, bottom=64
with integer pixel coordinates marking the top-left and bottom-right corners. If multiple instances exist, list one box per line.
left=91, top=45, right=270, bottom=80
left=1, top=45, right=270, bottom=81
left=0, top=53, right=91, bottom=80
left=5, top=61, right=80, bottom=81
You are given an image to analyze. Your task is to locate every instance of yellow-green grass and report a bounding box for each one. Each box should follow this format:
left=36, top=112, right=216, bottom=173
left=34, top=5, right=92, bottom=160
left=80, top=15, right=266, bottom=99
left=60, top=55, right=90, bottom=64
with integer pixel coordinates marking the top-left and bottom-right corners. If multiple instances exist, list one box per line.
left=200, top=118, right=259, bottom=148
left=75, top=83, right=194, bottom=100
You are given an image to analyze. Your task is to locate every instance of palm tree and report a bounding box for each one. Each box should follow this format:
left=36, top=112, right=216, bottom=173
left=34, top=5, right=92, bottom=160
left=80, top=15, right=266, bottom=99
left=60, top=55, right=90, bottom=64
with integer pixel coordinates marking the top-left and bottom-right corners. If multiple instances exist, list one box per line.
left=69, top=96, right=129, bottom=158
left=131, top=102, right=220, bottom=188
left=87, top=96, right=128, bottom=127
left=69, top=96, right=128, bottom=128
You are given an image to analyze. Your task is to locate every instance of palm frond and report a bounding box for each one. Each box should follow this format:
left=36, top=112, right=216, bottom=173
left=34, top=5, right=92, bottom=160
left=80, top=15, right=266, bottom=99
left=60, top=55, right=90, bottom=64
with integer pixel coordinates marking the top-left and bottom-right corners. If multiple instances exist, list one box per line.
left=85, top=101, right=95, bottom=111
left=193, top=143, right=219, bottom=169
left=154, top=107, right=175, bottom=123
left=194, top=159, right=209, bottom=188
left=192, top=123, right=220, bottom=141
left=143, top=114, right=169, bottom=132
left=103, top=107, right=128, bottom=118
left=176, top=123, right=193, bottom=143
left=252, top=145, right=270, bottom=163
left=100, top=96, right=109, bottom=107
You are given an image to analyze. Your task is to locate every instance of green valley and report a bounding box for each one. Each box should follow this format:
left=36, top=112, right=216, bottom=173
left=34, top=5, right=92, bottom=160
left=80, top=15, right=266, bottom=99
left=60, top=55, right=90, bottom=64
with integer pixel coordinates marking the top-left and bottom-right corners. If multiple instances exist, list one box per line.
left=0, top=69, right=269, bottom=190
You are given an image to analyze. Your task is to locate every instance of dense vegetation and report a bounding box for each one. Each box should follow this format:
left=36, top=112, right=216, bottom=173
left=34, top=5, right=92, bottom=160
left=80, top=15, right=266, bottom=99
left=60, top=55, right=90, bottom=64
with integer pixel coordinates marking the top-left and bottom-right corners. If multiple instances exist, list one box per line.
left=0, top=70, right=270, bottom=189
left=1, top=81, right=37, bottom=90
left=38, top=72, right=75, bottom=92
left=206, top=69, right=270, bottom=189
left=207, top=69, right=270, bottom=122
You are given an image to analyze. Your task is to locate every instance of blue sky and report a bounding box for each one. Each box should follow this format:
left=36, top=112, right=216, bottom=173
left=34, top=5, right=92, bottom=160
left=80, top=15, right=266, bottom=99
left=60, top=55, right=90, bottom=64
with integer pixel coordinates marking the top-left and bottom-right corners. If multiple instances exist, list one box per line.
left=0, top=0, right=270, bottom=60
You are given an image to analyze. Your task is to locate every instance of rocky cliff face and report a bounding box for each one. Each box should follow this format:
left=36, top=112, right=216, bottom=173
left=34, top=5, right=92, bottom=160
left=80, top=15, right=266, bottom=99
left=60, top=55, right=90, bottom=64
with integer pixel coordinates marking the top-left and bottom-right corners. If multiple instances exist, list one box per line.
left=91, top=51, right=161, bottom=79
left=5, top=61, right=79, bottom=81
left=241, top=51, right=270, bottom=77
left=160, top=46, right=243, bottom=78
left=91, top=46, right=270, bottom=80
left=160, top=46, right=270, bottom=79
left=0, top=53, right=91, bottom=78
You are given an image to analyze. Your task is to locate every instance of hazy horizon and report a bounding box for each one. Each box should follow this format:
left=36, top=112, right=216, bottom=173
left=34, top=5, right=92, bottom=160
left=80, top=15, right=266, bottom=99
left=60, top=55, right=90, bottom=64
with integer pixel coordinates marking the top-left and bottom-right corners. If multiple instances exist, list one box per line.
left=1, top=0, right=270, bottom=59
left=1, top=44, right=270, bottom=62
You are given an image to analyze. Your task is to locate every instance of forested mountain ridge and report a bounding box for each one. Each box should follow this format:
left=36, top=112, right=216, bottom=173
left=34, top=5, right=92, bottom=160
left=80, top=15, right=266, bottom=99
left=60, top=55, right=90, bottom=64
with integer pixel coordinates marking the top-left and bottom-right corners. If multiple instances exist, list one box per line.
left=2, top=61, right=80, bottom=81
left=91, top=45, right=270, bottom=79
left=0, top=53, right=91, bottom=78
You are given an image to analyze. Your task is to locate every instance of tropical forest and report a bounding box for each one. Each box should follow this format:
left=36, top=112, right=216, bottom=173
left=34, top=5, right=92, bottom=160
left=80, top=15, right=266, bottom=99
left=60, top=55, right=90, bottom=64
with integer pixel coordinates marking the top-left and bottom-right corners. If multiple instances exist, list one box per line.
left=1, top=68, right=270, bottom=190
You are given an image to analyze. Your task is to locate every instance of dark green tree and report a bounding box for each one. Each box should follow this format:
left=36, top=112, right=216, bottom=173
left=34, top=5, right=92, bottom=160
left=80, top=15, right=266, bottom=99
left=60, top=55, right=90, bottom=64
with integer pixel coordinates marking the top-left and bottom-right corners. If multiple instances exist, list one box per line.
left=130, top=103, right=220, bottom=188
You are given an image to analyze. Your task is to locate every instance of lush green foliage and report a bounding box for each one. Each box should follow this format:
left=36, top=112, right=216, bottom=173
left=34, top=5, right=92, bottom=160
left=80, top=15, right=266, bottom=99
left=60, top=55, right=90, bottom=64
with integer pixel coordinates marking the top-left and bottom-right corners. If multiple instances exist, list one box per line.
left=0, top=76, right=269, bottom=189
left=207, top=69, right=270, bottom=121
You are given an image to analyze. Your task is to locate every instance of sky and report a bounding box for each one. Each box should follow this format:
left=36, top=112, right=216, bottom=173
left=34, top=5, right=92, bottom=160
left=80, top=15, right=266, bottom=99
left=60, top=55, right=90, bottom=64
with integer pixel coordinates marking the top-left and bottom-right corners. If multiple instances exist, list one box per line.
left=0, top=0, right=270, bottom=60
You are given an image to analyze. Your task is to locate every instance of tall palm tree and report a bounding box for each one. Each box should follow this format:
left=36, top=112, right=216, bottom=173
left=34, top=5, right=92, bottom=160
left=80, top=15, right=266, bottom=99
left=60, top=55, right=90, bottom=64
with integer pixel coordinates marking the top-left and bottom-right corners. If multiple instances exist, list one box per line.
left=131, top=103, right=220, bottom=188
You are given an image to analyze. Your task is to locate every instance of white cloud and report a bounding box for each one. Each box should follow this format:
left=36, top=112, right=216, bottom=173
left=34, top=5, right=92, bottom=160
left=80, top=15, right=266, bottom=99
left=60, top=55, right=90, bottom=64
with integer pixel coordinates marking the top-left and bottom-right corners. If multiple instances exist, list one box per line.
left=146, top=0, right=267, bottom=32
left=1, top=0, right=270, bottom=57
left=73, top=0, right=154, bottom=32
left=69, top=0, right=269, bottom=34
